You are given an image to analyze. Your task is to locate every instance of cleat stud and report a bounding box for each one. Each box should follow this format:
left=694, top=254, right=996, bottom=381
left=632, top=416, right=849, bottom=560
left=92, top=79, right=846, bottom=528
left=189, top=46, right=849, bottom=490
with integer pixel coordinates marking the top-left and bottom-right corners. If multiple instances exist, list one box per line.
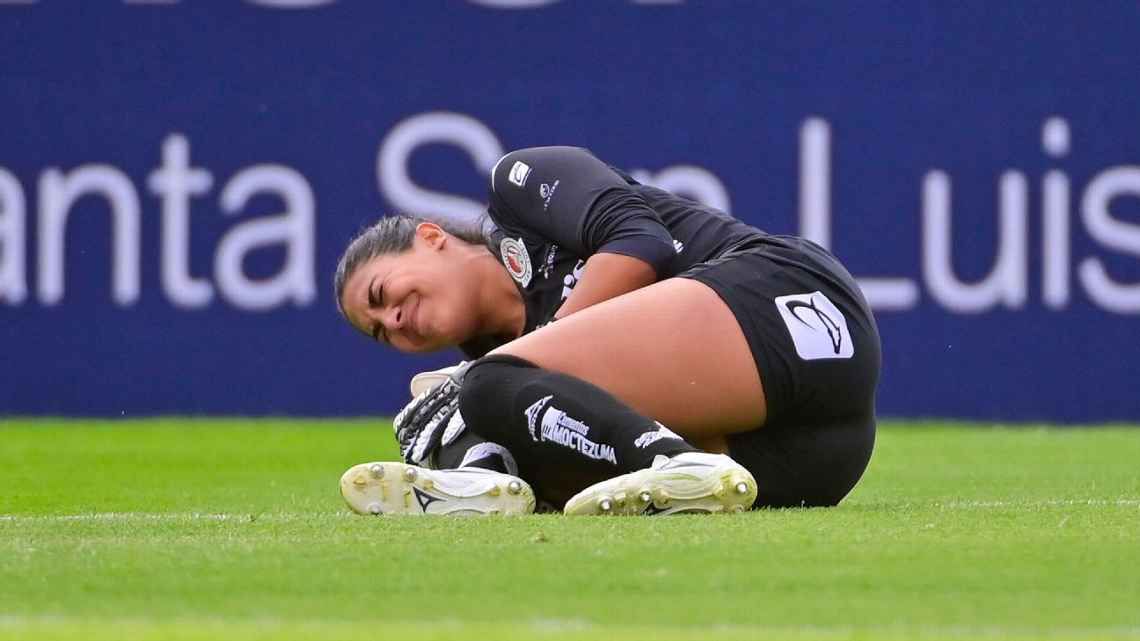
left=507, top=480, right=522, bottom=495
left=638, top=491, right=652, bottom=503
left=352, top=475, right=367, bottom=487
left=367, top=502, right=383, bottom=515
left=654, top=490, right=671, bottom=506
left=731, top=504, right=745, bottom=513
left=422, top=479, right=434, bottom=490
left=488, top=486, right=502, bottom=497
left=404, top=467, right=418, bottom=482
left=735, top=482, right=750, bottom=495
left=598, top=498, right=613, bottom=512
left=368, top=463, right=384, bottom=478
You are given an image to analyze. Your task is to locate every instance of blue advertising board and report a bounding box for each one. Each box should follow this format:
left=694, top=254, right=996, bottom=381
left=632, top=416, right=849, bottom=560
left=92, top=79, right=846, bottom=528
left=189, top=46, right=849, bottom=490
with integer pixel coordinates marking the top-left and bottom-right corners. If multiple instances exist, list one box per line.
left=2, top=1, right=1138, bottom=421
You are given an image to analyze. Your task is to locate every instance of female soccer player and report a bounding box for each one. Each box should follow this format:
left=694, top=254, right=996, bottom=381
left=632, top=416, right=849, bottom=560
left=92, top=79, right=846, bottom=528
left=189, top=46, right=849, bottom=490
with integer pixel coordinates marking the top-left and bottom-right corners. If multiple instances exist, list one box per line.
left=335, top=146, right=880, bottom=516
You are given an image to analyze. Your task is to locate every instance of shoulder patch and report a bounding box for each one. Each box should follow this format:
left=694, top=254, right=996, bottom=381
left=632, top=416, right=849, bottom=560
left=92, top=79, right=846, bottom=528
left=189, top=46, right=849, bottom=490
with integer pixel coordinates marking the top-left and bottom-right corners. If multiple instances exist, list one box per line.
left=500, top=237, right=533, bottom=287
left=508, top=161, right=532, bottom=188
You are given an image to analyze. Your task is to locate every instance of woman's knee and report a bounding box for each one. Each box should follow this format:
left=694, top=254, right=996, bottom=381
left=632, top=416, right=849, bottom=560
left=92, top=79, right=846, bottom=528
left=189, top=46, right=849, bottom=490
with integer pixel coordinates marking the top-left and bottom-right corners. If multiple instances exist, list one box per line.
left=483, top=280, right=767, bottom=435
left=458, top=355, right=537, bottom=441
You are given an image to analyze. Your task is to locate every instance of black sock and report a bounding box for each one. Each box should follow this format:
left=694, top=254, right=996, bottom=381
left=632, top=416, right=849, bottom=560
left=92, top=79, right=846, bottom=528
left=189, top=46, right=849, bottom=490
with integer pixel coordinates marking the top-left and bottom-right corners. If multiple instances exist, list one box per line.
left=458, top=354, right=697, bottom=506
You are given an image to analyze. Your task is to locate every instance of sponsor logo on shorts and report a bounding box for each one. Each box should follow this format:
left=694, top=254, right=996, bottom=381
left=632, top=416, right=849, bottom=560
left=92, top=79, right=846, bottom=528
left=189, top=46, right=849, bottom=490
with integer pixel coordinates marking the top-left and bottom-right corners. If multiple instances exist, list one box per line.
left=673, top=239, right=684, bottom=253
left=634, top=423, right=683, bottom=449
left=508, top=160, right=531, bottom=187
left=539, top=405, right=617, bottom=465
left=774, top=291, right=854, bottom=360
left=500, top=237, right=533, bottom=287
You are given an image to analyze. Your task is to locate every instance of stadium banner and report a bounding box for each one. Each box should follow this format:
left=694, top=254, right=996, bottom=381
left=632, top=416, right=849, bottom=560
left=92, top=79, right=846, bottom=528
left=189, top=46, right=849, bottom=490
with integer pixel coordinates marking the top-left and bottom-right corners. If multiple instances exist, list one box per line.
left=1, top=1, right=1138, bottom=421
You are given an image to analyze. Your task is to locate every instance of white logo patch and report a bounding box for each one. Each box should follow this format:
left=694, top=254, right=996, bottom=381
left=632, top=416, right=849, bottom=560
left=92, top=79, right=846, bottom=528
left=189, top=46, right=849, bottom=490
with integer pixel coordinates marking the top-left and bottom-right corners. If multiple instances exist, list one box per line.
left=508, top=161, right=531, bottom=187
left=500, top=237, right=533, bottom=287
left=634, top=422, right=684, bottom=449
left=774, top=291, right=854, bottom=360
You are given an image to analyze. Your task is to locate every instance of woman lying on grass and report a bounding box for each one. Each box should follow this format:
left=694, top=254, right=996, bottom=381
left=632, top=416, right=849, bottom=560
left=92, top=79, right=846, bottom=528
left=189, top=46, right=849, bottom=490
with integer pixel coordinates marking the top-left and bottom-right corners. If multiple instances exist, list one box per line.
left=335, top=146, right=880, bottom=516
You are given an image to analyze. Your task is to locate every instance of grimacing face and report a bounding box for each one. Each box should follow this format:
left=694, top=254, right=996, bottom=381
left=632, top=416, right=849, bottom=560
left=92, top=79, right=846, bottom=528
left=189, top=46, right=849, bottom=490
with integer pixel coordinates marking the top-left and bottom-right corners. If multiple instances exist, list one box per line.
left=339, top=224, right=482, bottom=353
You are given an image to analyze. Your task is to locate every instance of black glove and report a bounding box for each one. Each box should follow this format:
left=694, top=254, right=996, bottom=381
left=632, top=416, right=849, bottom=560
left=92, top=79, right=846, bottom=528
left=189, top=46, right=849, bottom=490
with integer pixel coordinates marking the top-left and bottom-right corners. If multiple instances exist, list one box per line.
left=393, top=363, right=470, bottom=465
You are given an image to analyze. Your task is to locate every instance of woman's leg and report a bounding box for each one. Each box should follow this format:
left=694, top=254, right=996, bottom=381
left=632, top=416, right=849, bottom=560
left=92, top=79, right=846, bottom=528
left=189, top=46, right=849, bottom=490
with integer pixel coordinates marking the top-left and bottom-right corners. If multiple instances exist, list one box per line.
left=492, top=277, right=767, bottom=440
left=456, top=277, right=765, bottom=507
left=459, top=354, right=708, bottom=506
left=459, top=241, right=880, bottom=511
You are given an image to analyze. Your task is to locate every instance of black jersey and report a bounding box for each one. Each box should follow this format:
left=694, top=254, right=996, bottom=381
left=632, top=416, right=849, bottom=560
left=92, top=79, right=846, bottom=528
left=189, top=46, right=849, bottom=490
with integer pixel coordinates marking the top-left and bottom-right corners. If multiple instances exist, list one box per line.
left=460, top=146, right=768, bottom=358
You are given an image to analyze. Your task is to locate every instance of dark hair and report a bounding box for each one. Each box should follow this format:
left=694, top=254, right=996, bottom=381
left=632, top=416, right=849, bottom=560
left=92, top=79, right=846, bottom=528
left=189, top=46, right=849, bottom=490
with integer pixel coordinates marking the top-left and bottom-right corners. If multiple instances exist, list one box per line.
left=333, top=214, right=491, bottom=315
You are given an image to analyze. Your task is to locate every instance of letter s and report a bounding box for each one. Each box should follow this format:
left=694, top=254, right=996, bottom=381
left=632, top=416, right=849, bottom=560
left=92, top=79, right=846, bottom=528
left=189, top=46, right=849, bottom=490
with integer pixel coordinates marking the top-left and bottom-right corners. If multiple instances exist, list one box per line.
left=376, top=112, right=504, bottom=225
left=1079, top=166, right=1140, bottom=313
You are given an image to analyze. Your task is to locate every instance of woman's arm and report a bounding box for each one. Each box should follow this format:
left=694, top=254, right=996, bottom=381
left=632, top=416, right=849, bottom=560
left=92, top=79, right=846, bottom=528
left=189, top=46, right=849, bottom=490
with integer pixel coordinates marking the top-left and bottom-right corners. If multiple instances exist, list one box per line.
left=488, top=146, right=678, bottom=320
left=489, top=146, right=677, bottom=272
left=553, top=252, right=657, bottom=320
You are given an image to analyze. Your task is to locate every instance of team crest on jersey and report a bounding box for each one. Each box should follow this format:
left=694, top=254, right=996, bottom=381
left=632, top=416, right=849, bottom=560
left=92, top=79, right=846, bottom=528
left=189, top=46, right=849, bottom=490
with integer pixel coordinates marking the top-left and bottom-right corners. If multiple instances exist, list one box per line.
left=500, top=237, right=533, bottom=287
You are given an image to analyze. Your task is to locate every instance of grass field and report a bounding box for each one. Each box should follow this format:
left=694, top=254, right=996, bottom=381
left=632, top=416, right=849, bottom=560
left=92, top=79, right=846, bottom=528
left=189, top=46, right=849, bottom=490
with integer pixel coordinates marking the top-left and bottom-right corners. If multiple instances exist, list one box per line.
left=1, top=419, right=1138, bottom=641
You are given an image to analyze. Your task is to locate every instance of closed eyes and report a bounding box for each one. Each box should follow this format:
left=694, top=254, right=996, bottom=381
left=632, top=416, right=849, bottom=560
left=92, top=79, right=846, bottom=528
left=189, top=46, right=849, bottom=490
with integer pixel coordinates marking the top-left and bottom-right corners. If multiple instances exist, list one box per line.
left=367, top=277, right=387, bottom=343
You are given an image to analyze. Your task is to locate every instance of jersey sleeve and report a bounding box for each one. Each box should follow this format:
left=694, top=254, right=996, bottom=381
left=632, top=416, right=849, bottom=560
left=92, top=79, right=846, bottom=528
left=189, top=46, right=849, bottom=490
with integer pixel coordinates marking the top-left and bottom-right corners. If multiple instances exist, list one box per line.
left=488, top=146, right=676, bottom=274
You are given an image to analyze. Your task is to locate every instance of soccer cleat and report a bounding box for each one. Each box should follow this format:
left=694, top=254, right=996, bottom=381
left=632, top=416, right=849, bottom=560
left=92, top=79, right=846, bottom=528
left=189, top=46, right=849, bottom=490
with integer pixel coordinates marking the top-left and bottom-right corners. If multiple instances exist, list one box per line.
left=339, top=461, right=536, bottom=516
left=563, top=452, right=758, bottom=516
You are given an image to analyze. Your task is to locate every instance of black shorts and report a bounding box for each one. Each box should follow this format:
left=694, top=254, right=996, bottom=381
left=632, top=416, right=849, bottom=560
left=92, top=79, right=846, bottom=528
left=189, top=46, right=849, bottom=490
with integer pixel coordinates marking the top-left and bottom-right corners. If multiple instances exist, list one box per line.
left=679, top=236, right=881, bottom=508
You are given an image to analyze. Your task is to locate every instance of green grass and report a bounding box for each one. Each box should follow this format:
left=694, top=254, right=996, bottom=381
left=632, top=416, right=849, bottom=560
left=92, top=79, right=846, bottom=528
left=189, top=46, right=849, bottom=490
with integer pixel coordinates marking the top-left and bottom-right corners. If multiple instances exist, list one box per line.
left=1, top=419, right=1138, bottom=641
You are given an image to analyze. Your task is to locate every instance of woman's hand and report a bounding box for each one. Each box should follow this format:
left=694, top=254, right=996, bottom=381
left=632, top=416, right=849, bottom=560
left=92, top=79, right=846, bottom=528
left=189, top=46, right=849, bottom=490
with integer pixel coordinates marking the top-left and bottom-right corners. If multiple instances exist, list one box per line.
left=409, top=361, right=468, bottom=397
left=393, top=364, right=470, bottom=465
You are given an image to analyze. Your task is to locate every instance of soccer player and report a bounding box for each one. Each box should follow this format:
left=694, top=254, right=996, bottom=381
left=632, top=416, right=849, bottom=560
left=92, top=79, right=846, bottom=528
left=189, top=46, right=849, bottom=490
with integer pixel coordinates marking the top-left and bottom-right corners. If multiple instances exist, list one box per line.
left=335, top=146, right=880, bottom=516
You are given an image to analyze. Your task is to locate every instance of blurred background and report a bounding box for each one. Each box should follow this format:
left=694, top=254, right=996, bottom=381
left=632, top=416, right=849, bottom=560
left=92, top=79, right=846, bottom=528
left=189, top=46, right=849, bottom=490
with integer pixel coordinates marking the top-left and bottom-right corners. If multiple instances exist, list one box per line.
left=2, top=1, right=1137, bottom=422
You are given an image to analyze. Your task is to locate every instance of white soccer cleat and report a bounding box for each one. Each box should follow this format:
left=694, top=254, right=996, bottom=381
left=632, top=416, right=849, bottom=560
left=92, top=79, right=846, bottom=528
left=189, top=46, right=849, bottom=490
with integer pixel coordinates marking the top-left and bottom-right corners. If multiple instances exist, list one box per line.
left=339, top=461, right=535, bottom=516
left=563, top=452, right=758, bottom=516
